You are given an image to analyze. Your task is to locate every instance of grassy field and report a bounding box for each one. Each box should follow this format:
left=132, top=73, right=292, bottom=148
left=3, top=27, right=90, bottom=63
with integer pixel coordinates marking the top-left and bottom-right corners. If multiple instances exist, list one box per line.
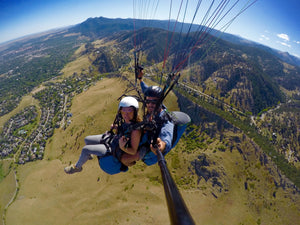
left=0, top=160, right=16, bottom=224
left=4, top=78, right=172, bottom=225
left=1, top=77, right=300, bottom=225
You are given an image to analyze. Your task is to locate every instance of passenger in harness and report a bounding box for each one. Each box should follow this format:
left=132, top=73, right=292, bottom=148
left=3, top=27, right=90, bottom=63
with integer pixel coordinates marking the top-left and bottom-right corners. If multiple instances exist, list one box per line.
left=102, top=84, right=190, bottom=171
left=64, top=96, right=142, bottom=174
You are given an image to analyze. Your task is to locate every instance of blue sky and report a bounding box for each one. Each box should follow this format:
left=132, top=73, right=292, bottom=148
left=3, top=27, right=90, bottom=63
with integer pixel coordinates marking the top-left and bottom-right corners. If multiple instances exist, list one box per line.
left=1, top=0, right=299, bottom=58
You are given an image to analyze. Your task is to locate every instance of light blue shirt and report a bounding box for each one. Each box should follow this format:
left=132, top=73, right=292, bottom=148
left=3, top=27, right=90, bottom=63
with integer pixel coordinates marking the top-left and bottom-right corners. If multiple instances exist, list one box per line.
left=157, top=110, right=174, bottom=154
left=140, top=80, right=148, bottom=93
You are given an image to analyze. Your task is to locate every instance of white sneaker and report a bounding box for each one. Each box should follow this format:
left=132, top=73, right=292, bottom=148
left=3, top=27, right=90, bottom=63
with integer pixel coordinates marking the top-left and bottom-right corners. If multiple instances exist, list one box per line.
left=64, top=165, right=82, bottom=174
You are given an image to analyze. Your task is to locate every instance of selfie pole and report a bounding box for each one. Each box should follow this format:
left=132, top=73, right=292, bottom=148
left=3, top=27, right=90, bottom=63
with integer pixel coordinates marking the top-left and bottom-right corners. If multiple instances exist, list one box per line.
left=156, top=149, right=195, bottom=225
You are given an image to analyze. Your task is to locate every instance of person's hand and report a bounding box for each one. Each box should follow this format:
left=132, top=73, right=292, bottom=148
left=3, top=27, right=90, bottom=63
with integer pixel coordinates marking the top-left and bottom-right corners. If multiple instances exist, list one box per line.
left=119, top=136, right=128, bottom=151
left=150, top=138, right=166, bottom=155
left=137, top=67, right=144, bottom=80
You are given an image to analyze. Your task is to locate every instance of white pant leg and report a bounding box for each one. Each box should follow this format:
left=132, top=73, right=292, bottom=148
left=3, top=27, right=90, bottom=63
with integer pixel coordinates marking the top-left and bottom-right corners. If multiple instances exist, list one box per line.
left=84, top=134, right=105, bottom=145
left=75, top=143, right=109, bottom=168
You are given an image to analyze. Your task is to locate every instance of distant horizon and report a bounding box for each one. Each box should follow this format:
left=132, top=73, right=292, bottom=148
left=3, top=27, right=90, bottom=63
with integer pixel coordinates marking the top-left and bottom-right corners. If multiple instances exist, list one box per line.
left=0, top=0, right=299, bottom=58
left=1, top=16, right=299, bottom=61
left=0, top=25, right=75, bottom=45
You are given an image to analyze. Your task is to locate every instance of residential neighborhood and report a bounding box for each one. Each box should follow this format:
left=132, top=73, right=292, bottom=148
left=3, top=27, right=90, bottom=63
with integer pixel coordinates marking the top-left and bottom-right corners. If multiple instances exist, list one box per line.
left=0, top=69, right=100, bottom=164
left=1, top=99, right=59, bottom=164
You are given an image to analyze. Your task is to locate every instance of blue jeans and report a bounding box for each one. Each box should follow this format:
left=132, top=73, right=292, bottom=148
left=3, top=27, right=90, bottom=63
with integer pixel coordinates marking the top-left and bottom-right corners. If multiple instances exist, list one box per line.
left=75, top=134, right=110, bottom=168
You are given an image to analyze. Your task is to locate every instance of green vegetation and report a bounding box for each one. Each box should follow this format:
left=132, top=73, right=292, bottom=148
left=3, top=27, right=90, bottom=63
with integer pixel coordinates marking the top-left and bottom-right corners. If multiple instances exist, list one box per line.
left=183, top=125, right=209, bottom=153
left=176, top=86, right=300, bottom=187
left=0, top=20, right=299, bottom=225
left=0, top=163, right=5, bottom=182
left=0, top=33, right=84, bottom=116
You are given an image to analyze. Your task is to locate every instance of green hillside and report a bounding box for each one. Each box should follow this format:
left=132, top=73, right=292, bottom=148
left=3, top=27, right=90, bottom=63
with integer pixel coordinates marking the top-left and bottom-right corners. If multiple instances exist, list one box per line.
left=0, top=76, right=299, bottom=225
left=0, top=18, right=300, bottom=225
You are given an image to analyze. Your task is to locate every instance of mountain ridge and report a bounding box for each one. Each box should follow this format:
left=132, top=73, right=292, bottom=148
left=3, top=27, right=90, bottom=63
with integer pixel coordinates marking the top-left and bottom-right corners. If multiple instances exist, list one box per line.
left=71, top=17, right=300, bottom=67
left=1, top=20, right=300, bottom=224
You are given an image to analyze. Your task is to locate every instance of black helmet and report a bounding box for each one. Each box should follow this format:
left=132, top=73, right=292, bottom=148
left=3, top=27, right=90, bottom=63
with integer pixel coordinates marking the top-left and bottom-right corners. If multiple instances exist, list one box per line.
left=144, top=86, right=163, bottom=98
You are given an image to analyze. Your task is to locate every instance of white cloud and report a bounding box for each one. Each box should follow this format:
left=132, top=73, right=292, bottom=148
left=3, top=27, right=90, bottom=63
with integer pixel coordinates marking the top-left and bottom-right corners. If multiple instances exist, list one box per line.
left=277, top=33, right=290, bottom=41
left=294, top=40, right=300, bottom=45
left=260, top=34, right=270, bottom=41
left=277, top=41, right=291, bottom=48
left=294, top=54, right=300, bottom=58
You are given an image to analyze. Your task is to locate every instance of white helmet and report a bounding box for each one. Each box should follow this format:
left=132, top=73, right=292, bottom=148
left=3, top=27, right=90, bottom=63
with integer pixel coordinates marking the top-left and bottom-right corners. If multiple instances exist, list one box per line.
left=118, top=96, right=139, bottom=110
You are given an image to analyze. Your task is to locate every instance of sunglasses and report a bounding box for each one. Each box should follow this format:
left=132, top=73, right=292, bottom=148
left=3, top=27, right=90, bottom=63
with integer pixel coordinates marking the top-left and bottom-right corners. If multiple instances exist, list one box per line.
left=145, top=99, right=158, bottom=105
